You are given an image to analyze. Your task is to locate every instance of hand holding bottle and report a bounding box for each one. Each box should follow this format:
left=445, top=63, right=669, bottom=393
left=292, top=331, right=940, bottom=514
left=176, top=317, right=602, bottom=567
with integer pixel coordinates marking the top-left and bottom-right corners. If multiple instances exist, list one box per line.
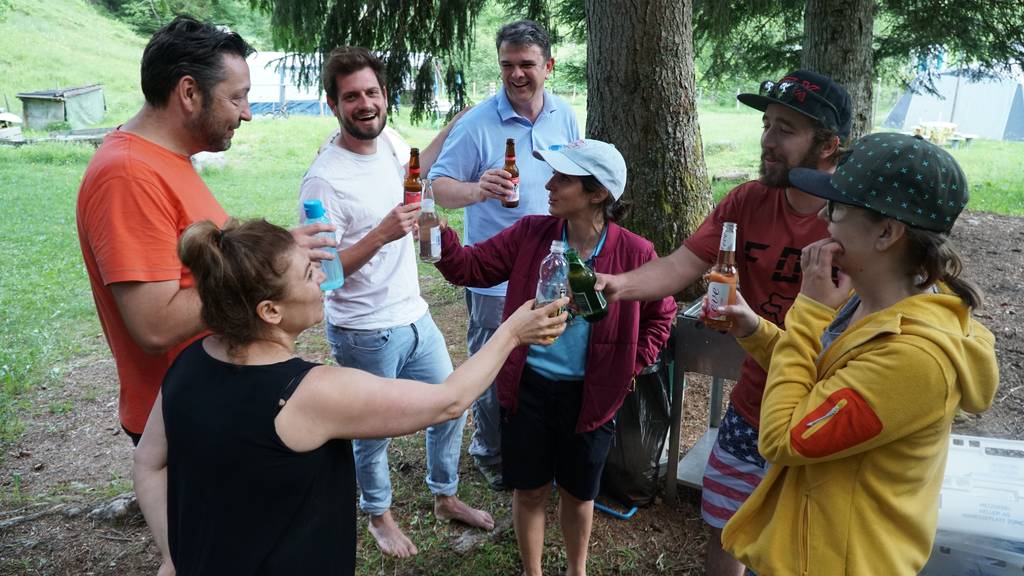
left=700, top=289, right=759, bottom=338
left=290, top=221, right=337, bottom=262
left=501, top=298, right=570, bottom=347
left=373, top=203, right=421, bottom=245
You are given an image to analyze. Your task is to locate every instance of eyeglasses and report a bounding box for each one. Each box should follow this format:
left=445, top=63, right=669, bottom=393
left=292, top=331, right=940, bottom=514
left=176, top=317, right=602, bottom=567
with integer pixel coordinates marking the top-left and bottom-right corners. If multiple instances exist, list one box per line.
left=825, top=200, right=849, bottom=222
left=759, top=80, right=839, bottom=117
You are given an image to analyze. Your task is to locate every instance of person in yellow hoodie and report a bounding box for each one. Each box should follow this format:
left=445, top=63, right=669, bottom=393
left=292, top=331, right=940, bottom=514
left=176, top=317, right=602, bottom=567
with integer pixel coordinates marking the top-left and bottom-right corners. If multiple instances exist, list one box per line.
left=713, top=132, right=999, bottom=575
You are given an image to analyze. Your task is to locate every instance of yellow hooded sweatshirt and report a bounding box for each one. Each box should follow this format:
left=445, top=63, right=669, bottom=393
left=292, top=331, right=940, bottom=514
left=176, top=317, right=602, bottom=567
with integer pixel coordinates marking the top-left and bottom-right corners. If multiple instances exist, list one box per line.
left=721, top=291, right=998, bottom=576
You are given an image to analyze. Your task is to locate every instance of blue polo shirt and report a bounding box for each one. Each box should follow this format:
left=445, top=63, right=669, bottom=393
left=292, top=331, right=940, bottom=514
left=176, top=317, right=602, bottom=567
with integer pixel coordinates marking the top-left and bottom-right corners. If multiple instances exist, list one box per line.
left=428, top=88, right=580, bottom=297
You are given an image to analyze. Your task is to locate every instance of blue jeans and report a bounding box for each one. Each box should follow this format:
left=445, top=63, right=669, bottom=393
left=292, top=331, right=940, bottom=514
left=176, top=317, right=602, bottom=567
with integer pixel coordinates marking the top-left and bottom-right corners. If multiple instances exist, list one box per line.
left=327, top=312, right=464, bottom=515
left=465, top=290, right=505, bottom=467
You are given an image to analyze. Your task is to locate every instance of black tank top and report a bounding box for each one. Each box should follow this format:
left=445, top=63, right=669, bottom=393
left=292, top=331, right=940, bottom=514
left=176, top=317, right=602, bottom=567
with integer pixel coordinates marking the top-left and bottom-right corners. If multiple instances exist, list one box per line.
left=163, top=339, right=356, bottom=575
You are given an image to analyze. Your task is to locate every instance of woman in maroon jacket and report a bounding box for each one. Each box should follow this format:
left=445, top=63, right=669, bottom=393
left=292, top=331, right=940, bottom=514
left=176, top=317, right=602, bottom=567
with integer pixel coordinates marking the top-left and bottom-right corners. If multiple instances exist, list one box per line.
left=434, top=139, right=676, bottom=576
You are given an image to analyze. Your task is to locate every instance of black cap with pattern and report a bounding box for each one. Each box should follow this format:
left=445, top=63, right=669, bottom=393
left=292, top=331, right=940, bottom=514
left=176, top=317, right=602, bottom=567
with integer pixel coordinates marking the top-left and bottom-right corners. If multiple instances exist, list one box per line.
left=737, top=70, right=853, bottom=140
left=789, top=133, right=968, bottom=232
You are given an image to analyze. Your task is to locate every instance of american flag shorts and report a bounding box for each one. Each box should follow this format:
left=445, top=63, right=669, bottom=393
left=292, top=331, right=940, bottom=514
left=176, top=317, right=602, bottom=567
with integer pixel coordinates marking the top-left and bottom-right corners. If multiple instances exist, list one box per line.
left=701, top=404, right=768, bottom=529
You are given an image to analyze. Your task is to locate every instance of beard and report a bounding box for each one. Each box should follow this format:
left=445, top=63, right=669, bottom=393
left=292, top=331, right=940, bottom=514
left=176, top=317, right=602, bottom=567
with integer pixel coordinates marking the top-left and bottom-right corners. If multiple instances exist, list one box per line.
left=341, top=108, right=387, bottom=141
left=189, top=98, right=235, bottom=153
left=759, top=144, right=822, bottom=188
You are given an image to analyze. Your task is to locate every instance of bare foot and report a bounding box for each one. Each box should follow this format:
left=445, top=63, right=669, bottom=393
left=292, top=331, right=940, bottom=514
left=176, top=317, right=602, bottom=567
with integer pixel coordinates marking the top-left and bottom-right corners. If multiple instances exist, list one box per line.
left=434, top=494, right=495, bottom=530
left=367, top=511, right=418, bottom=558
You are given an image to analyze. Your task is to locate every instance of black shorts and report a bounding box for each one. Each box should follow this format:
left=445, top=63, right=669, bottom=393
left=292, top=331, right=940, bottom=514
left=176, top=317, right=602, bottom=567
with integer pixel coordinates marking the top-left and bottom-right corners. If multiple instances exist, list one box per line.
left=501, top=366, right=615, bottom=501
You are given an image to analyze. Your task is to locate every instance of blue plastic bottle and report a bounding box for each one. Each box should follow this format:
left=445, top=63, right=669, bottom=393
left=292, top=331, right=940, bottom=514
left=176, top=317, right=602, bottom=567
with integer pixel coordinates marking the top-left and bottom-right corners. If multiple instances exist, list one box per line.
left=302, top=200, right=345, bottom=291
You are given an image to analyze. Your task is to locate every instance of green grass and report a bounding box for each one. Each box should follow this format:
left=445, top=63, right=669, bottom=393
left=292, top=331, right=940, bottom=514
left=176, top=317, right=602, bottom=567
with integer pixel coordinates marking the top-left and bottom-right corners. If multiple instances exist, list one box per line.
left=0, top=0, right=147, bottom=122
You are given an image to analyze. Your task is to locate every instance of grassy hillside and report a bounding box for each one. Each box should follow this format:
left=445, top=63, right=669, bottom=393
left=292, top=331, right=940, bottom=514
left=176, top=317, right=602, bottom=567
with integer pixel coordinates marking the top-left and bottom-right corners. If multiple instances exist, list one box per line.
left=0, top=0, right=146, bottom=123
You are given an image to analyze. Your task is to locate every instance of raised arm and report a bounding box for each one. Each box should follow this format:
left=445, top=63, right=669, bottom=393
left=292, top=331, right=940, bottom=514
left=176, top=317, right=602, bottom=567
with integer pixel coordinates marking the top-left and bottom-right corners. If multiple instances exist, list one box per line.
left=418, top=105, right=472, bottom=175
left=276, top=298, right=569, bottom=450
left=432, top=173, right=512, bottom=209
left=598, top=244, right=710, bottom=303
left=299, top=177, right=418, bottom=276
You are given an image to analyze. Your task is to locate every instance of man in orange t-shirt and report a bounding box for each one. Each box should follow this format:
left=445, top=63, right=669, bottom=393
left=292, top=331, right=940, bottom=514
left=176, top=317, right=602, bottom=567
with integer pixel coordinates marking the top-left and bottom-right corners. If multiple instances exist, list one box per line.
left=77, top=16, right=331, bottom=446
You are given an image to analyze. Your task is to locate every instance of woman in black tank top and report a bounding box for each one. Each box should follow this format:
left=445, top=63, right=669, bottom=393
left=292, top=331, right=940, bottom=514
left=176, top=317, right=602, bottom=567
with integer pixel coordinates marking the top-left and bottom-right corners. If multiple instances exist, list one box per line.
left=133, top=218, right=568, bottom=575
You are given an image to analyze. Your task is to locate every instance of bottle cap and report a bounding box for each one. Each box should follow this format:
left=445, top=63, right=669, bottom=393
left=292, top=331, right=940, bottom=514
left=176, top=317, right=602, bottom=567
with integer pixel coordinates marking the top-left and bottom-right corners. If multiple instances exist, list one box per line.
left=303, top=199, right=325, bottom=219
left=550, top=240, right=566, bottom=254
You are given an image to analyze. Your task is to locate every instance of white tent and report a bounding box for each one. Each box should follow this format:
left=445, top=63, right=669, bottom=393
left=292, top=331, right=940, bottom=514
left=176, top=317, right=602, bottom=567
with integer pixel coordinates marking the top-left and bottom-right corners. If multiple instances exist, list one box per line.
left=883, top=71, right=1024, bottom=141
left=246, top=52, right=327, bottom=116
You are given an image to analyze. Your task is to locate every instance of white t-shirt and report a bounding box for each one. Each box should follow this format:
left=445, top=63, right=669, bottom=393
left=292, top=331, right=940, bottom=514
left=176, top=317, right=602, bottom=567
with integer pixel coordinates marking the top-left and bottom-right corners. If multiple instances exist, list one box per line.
left=299, top=127, right=427, bottom=330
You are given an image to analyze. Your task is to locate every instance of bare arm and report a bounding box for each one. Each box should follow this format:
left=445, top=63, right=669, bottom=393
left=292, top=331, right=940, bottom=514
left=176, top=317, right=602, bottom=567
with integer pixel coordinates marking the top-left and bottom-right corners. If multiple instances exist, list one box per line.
left=299, top=178, right=419, bottom=276
left=134, top=392, right=173, bottom=575
left=597, top=244, right=711, bottom=303
left=336, top=203, right=420, bottom=275
left=276, top=298, right=569, bottom=451
left=111, top=281, right=203, bottom=355
left=432, top=167, right=517, bottom=209
left=418, top=105, right=472, bottom=174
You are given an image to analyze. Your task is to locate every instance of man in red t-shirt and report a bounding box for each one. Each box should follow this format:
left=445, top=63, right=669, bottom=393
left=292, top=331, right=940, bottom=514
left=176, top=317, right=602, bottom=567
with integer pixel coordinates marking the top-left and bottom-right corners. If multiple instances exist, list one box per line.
left=77, top=17, right=331, bottom=445
left=599, top=70, right=852, bottom=576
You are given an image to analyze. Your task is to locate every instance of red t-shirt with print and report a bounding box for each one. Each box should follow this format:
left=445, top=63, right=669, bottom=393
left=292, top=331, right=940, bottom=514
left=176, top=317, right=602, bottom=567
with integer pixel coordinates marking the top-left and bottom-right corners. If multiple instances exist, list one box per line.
left=684, top=180, right=829, bottom=427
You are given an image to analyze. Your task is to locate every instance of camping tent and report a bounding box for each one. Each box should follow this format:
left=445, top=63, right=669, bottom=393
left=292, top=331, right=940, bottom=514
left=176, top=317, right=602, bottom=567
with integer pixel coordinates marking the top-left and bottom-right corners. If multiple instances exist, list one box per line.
left=884, top=71, right=1024, bottom=141
left=247, top=52, right=327, bottom=116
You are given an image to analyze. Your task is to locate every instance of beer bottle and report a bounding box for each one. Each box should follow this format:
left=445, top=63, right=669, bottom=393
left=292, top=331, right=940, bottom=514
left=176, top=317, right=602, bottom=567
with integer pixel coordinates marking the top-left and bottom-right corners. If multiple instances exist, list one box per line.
left=703, top=222, right=738, bottom=331
left=419, top=180, right=441, bottom=263
left=502, top=138, right=520, bottom=208
left=404, top=148, right=422, bottom=205
left=566, top=249, right=608, bottom=323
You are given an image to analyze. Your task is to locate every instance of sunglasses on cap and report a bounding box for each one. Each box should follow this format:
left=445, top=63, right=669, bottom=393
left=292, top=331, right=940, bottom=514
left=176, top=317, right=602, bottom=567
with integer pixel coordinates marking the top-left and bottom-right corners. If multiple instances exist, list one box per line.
left=759, top=80, right=839, bottom=117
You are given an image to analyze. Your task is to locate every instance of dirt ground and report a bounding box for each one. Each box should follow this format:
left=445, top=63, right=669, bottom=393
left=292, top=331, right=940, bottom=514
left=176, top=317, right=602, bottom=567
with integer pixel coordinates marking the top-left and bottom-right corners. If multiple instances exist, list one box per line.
left=0, top=210, right=1020, bottom=575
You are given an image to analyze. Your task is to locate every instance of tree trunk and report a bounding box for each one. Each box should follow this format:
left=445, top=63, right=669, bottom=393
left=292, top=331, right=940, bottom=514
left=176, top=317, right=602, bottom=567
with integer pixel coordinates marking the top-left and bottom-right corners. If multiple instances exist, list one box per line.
left=584, top=0, right=712, bottom=265
left=801, top=0, right=875, bottom=140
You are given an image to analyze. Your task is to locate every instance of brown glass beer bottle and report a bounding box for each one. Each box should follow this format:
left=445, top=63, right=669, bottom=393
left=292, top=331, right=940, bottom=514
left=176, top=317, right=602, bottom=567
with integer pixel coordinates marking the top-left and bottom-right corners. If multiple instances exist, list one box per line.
left=502, top=138, right=520, bottom=208
left=404, top=148, right=422, bottom=205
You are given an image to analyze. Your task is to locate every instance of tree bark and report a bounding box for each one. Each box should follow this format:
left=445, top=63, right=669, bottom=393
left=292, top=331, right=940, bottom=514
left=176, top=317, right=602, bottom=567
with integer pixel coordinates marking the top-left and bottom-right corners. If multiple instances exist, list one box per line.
left=584, top=0, right=712, bottom=264
left=801, top=0, right=875, bottom=140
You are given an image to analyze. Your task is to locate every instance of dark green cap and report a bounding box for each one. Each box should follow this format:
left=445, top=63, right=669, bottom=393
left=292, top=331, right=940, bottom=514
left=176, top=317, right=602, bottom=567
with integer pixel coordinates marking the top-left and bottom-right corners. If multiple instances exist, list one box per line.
left=789, top=132, right=968, bottom=232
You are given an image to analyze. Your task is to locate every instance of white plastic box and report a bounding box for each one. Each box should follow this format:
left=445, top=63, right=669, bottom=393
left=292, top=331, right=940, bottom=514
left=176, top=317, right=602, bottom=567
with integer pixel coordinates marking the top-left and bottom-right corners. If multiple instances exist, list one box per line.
left=920, top=435, right=1024, bottom=575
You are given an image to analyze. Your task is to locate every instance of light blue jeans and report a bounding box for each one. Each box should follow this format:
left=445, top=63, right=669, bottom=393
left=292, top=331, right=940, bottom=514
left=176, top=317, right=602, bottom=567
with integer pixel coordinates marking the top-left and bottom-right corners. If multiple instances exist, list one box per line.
left=327, top=312, right=464, bottom=515
left=465, top=290, right=505, bottom=467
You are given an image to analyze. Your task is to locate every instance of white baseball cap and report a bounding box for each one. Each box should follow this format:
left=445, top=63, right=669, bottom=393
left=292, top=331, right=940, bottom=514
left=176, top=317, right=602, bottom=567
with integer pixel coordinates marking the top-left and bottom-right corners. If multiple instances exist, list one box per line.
left=533, top=139, right=628, bottom=200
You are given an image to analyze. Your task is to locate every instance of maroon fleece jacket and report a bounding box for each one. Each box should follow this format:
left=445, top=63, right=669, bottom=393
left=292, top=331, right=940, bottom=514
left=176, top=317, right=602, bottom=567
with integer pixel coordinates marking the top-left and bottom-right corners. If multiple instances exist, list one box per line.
left=435, top=215, right=676, bottom=432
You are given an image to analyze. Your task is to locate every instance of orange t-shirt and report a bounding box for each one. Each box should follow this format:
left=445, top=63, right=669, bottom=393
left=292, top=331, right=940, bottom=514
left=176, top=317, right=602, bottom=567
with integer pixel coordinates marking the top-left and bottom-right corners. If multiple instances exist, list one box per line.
left=76, top=130, right=228, bottom=435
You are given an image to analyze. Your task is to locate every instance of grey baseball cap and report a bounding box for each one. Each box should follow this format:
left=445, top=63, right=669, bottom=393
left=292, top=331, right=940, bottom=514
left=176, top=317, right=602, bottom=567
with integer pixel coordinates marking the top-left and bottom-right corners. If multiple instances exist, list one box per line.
left=533, top=139, right=628, bottom=200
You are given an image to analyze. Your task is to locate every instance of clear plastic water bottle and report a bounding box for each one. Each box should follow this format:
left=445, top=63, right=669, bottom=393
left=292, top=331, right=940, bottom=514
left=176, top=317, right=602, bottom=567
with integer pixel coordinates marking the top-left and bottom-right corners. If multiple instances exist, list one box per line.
left=302, top=199, right=345, bottom=291
left=535, top=240, right=568, bottom=315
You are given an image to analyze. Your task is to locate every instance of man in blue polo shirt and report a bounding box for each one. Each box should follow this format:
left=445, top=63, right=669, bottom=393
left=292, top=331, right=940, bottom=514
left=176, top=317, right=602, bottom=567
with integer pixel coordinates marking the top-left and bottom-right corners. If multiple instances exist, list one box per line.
left=430, top=19, right=580, bottom=489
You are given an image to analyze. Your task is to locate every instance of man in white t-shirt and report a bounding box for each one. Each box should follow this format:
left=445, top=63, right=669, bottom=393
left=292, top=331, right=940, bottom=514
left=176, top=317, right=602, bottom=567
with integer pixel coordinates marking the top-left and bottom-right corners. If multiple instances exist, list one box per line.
left=298, top=46, right=490, bottom=559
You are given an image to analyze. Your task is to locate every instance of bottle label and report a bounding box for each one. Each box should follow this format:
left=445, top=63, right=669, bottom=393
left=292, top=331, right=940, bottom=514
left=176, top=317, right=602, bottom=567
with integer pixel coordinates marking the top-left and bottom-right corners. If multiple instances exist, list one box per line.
left=535, top=284, right=567, bottom=315
left=719, top=224, right=736, bottom=251
left=508, top=177, right=520, bottom=202
left=404, top=190, right=421, bottom=205
left=421, top=199, right=435, bottom=211
left=429, top=226, right=441, bottom=257
left=572, top=290, right=597, bottom=316
left=706, top=281, right=732, bottom=320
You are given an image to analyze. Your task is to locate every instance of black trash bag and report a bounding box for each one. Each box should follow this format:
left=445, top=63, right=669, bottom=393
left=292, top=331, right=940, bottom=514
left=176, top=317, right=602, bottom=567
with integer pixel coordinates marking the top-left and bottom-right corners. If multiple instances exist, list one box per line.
left=600, top=352, right=672, bottom=508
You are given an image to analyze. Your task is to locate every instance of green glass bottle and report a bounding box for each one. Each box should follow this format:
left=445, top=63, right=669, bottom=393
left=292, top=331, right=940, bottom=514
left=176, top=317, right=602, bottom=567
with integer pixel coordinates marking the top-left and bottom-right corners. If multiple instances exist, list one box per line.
left=566, top=249, right=608, bottom=322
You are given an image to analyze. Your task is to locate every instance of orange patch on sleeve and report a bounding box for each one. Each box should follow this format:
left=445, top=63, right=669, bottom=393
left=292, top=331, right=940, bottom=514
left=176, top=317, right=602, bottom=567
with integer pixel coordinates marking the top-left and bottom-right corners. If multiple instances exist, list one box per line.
left=790, top=388, right=883, bottom=458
